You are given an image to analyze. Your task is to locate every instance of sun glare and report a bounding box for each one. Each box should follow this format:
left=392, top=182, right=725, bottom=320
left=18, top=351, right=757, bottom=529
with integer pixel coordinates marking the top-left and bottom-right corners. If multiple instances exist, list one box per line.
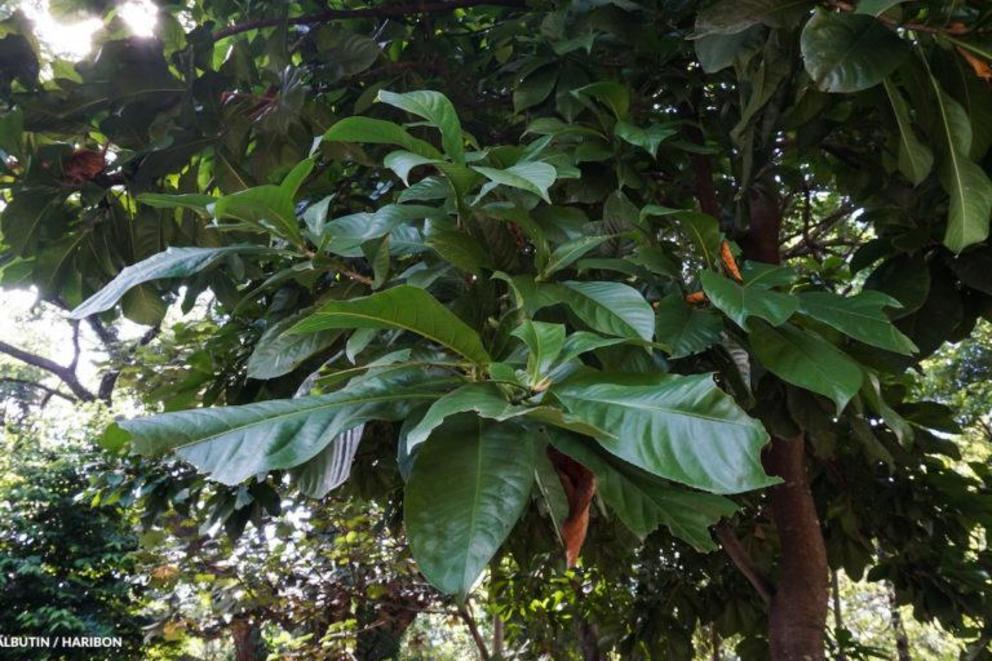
left=22, top=0, right=160, bottom=60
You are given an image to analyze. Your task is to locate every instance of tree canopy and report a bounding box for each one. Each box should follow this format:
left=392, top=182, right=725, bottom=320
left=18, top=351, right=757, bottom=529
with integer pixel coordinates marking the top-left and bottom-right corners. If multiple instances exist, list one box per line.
left=2, top=0, right=992, bottom=658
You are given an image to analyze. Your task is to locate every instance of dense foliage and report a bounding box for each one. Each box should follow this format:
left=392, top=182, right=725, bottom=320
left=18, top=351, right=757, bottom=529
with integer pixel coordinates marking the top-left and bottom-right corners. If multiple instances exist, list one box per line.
left=3, top=0, right=992, bottom=658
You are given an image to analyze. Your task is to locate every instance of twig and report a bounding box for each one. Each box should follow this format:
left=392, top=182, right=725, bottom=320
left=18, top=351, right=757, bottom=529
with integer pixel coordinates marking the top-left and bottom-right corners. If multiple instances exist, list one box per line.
left=212, top=0, right=526, bottom=40
left=457, top=603, right=491, bottom=660
left=714, top=522, right=774, bottom=605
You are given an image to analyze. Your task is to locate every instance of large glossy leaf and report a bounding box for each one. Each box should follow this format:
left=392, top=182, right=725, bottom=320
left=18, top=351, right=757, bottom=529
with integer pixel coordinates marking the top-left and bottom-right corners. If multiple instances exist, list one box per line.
left=246, top=314, right=341, bottom=380
left=213, top=159, right=314, bottom=243
left=797, top=290, right=917, bottom=355
left=123, top=371, right=447, bottom=485
left=70, top=246, right=271, bottom=319
left=930, top=79, right=992, bottom=252
left=377, top=89, right=464, bottom=163
left=322, top=116, right=442, bottom=159
left=695, top=0, right=814, bottom=37
left=800, top=10, right=907, bottom=93
left=655, top=294, right=723, bottom=358
left=550, top=373, right=775, bottom=494
left=864, top=253, right=930, bottom=318
left=749, top=320, right=863, bottom=412
left=405, top=416, right=535, bottom=597
left=547, top=281, right=655, bottom=342
left=700, top=270, right=798, bottom=328
left=405, top=384, right=535, bottom=450
left=137, top=192, right=215, bottom=216
left=472, top=162, right=558, bottom=203
left=290, top=285, right=491, bottom=364
left=541, top=235, right=611, bottom=277
left=548, top=430, right=737, bottom=550
left=883, top=79, right=933, bottom=186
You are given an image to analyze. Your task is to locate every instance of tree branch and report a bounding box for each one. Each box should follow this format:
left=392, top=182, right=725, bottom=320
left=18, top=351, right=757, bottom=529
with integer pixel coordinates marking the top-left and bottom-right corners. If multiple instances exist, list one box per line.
left=0, top=340, right=96, bottom=402
left=0, top=377, right=77, bottom=403
left=212, top=0, right=527, bottom=40
left=715, top=522, right=774, bottom=605
left=823, top=0, right=972, bottom=35
left=457, top=604, right=491, bottom=661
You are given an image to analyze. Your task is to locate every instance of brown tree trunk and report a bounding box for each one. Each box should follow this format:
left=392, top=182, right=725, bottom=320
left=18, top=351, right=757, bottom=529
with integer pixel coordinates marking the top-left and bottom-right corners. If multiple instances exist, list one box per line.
left=764, top=435, right=829, bottom=660
left=743, top=187, right=829, bottom=660
left=888, top=586, right=912, bottom=661
left=231, top=617, right=264, bottom=661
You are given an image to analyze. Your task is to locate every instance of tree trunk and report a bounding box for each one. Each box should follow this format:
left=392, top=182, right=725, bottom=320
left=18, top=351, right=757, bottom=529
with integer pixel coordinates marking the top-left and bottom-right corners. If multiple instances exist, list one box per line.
left=231, top=617, right=264, bottom=661
left=888, top=586, right=912, bottom=661
left=832, top=571, right=847, bottom=661
left=740, top=185, right=829, bottom=660
left=764, top=435, right=829, bottom=660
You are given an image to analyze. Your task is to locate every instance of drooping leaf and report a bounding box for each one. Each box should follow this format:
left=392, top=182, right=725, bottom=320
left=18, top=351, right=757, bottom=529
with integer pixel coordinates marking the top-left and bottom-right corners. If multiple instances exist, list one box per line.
left=614, top=120, right=677, bottom=158
left=548, top=430, right=738, bottom=550
left=290, top=285, right=491, bottom=365
left=929, top=78, right=992, bottom=252
left=549, top=373, right=775, bottom=494
left=864, top=253, right=930, bottom=318
left=294, top=424, right=365, bottom=498
left=800, top=10, right=907, bottom=93
left=749, top=320, right=863, bottom=413
left=322, top=116, right=443, bottom=159
left=700, top=270, right=798, bottom=328
left=123, top=371, right=448, bottom=485
left=405, top=416, right=535, bottom=597
left=546, top=444, right=596, bottom=566
left=797, top=290, right=917, bottom=355
left=548, top=281, right=655, bottom=342
left=137, top=192, right=216, bottom=216
left=404, top=384, right=535, bottom=451
left=541, top=235, right=611, bottom=277
left=383, top=150, right=441, bottom=185
left=70, top=246, right=272, bottom=319
left=676, top=212, right=722, bottom=267
left=883, top=79, right=933, bottom=186
left=377, top=89, right=465, bottom=163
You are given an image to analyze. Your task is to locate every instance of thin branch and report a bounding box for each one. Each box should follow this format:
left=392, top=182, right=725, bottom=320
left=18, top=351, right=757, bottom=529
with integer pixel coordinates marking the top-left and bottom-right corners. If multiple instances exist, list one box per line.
left=715, top=522, right=774, bottom=605
left=68, top=320, right=82, bottom=373
left=824, top=0, right=971, bottom=35
left=212, top=0, right=526, bottom=40
left=0, top=377, right=77, bottom=403
left=0, top=340, right=96, bottom=402
left=457, top=604, right=491, bottom=661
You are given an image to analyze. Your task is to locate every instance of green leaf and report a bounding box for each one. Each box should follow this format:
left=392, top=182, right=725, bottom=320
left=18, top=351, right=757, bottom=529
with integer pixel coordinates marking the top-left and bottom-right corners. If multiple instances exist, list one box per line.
left=677, top=212, right=722, bottom=267
left=883, top=79, right=933, bottom=186
left=247, top=314, right=341, bottom=380
left=864, top=254, right=930, bottom=318
left=558, top=331, right=626, bottom=364
left=800, top=10, right=907, bottom=93
left=472, top=162, right=558, bottom=203
left=614, top=120, right=677, bottom=158
left=405, top=416, right=535, bottom=597
left=695, top=0, right=814, bottom=37
left=655, top=294, right=724, bottom=358
left=322, top=116, right=443, bottom=159
left=384, top=150, right=440, bottom=185
left=424, top=229, right=493, bottom=275
left=855, top=0, right=905, bottom=15
left=572, top=81, right=630, bottom=119
left=548, top=281, right=655, bottom=342
left=121, top=284, right=166, bottom=326
left=547, top=430, right=738, bottom=550
left=749, top=320, right=863, bottom=413
left=514, top=66, right=557, bottom=114
left=293, top=425, right=364, bottom=498
left=70, top=246, right=270, bottom=320
left=700, top=270, right=798, bottom=328
left=541, top=235, right=611, bottom=277
left=123, top=371, right=446, bottom=485
left=213, top=160, right=314, bottom=244
left=550, top=373, right=775, bottom=494
left=512, top=320, right=566, bottom=382
left=797, top=290, right=917, bottom=355
left=694, top=27, right=764, bottom=73
left=377, top=89, right=464, bottom=163
left=137, top=192, right=216, bottom=216
left=929, top=78, right=992, bottom=252
left=290, top=285, right=491, bottom=365
left=405, top=384, right=536, bottom=450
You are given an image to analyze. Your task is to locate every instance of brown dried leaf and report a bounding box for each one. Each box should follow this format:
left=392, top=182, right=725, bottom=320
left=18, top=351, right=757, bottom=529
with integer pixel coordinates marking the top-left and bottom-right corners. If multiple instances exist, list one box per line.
left=547, top=445, right=596, bottom=567
left=957, top=47, right=992, bottom=82
left=720, top=240, right=743, bottom=282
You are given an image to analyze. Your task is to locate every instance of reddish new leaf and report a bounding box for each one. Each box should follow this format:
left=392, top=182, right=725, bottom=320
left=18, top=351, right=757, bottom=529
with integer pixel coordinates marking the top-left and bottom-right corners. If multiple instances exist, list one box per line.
left=547, top=445, right=596, bottom=567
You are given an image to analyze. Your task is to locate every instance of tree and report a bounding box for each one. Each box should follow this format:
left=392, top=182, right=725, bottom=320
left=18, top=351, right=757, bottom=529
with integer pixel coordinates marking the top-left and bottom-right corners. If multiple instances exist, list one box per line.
left=0, top=427, right=146, bottom=659
left=3, top=0, right=992, bottom=658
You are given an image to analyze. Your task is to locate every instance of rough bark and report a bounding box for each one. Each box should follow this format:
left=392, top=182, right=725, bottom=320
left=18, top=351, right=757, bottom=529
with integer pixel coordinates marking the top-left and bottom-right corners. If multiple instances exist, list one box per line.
left=231, top=617, right=264, bottom=661
left=888, top=586, right=912, bottom=661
